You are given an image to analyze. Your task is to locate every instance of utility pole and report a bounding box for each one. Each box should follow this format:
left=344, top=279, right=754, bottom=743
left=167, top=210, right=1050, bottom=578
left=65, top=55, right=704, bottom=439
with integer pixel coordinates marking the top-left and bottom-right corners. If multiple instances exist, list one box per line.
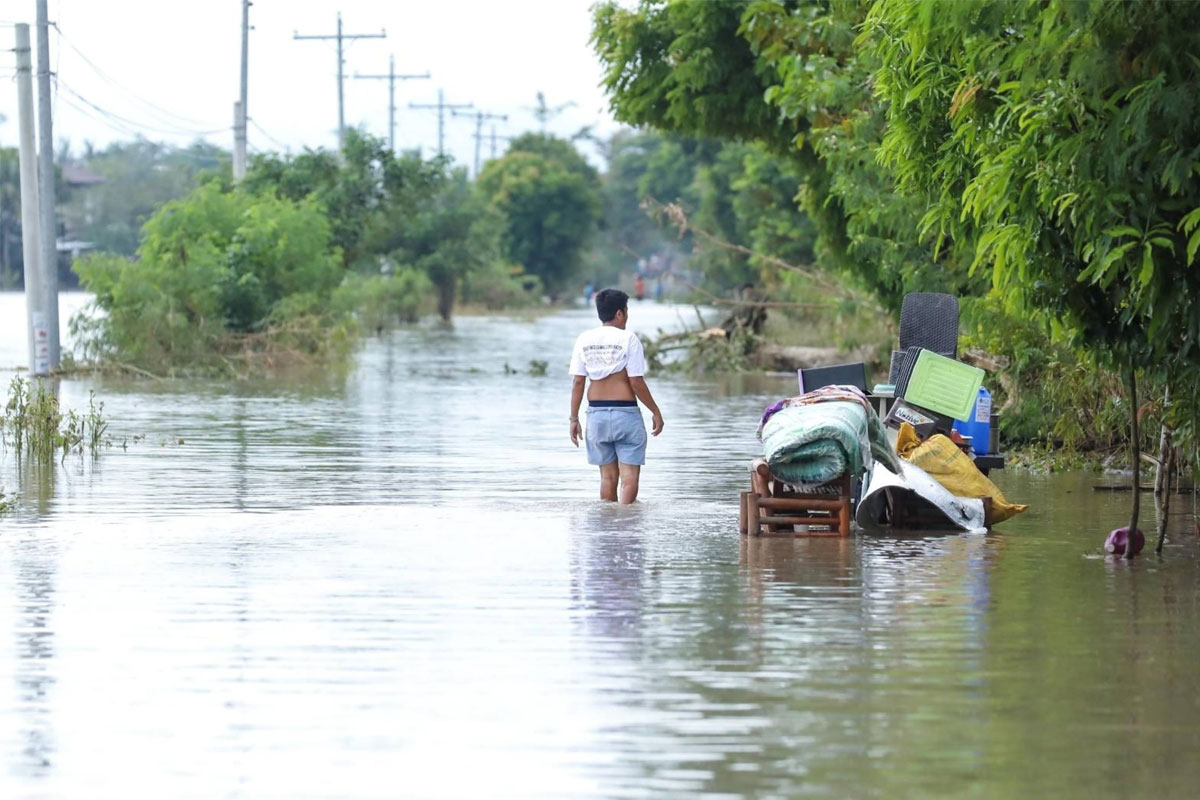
left=36, top=0, right=59, bottom=369
left=294, top=13, right=386, bottom=151
left=452, top=109, right=507, bottom=177
left=233, top=0, right=250, bottom=179
left=15, top=24, right=47, bottom=376
left=409, top=89, right=472, bottom=158
left=353, top=55, right=429, bottom=151
left=490, top=125, right=513, bottom=160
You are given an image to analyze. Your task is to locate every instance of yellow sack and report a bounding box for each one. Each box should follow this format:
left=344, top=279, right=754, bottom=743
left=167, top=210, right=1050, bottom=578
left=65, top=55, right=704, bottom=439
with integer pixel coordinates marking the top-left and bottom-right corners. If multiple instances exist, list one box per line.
left=895, top=423, right=1029, bottom=523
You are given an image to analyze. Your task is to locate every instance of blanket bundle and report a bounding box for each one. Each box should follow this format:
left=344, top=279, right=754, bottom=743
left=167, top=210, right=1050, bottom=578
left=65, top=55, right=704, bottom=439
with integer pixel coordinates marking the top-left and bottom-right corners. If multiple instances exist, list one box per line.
left=759, top=385, right=900, bottom=489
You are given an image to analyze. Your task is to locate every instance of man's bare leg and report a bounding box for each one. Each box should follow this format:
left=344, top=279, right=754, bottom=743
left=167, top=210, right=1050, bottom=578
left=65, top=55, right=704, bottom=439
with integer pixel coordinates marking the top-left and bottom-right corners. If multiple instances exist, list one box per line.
left=618, top=463, right=641, bottom=504
left=599, top=462, right=619, bottom=501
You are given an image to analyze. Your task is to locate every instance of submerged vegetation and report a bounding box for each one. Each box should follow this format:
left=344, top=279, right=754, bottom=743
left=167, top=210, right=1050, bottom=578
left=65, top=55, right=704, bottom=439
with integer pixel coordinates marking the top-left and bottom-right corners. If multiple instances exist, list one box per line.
left=2, top=377, right=110, bottom=462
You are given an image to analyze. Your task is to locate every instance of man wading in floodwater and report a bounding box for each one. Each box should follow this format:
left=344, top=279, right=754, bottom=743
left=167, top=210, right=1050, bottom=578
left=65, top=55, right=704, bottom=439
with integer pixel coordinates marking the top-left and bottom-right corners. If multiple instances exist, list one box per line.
left=569, top=289, right=664, bottom=503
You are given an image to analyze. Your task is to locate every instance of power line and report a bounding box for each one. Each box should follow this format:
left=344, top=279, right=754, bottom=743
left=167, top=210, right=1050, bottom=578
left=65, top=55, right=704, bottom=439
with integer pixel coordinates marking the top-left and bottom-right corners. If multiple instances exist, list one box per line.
left=57, top=80, right=225, bottom=138
left=249, top=118, right=289, bottom=153
left=52, top=22, right=218, bottom=130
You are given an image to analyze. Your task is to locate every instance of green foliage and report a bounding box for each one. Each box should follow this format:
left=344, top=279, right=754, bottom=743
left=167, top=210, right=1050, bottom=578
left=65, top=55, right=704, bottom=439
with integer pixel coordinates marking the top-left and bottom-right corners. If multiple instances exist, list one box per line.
left=331, top=269, right=434, bottom=331
left=73, top=182, right=343, bottom=371
left=864, top=0, right=1200, bottom=462
left=460, top=260, right=542, bottom=310
left=384, top=170, right=508, bottom=319
left=479, top=135, right=602, bottom=297
left=243, top=129, right=444, bottom=270
left=63, top=139, right=229, bottom=257
left=593, top=0, right=1200, bottom=469
left=2, top=377, right=110, bottom=463
left=0, top=147, right=21, bottom=288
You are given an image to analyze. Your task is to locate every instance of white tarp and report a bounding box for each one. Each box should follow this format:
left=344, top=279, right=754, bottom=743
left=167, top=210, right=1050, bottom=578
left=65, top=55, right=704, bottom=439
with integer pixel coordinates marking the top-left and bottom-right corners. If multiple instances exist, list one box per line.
left=855, top=459, right=987, bottom=533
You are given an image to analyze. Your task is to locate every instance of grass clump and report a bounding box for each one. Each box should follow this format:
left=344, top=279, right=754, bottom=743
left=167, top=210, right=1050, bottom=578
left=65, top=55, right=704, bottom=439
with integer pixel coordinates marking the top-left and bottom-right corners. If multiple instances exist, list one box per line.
left=2, top=377, right=111, bottom=462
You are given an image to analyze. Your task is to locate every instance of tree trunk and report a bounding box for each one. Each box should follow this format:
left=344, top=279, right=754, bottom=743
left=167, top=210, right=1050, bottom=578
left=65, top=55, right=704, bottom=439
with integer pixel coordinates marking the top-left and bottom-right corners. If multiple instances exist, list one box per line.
left=436, top=276, right=456, bottom=322
left=1126, top=361, right=1140, bottom=560
left=1155, top=386, right=1172, bottom=554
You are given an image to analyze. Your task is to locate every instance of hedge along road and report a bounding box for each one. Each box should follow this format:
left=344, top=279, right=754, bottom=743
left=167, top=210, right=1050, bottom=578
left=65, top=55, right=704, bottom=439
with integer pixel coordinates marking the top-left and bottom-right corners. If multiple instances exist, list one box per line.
left=0, top=291, right=1198, bottom=799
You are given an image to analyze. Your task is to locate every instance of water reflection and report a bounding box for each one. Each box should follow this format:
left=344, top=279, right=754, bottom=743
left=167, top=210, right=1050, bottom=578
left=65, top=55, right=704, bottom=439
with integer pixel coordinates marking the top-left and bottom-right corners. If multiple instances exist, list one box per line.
left=1, top=295, right=1199, bottom=798
left=10, top=531, right=58, bottom=777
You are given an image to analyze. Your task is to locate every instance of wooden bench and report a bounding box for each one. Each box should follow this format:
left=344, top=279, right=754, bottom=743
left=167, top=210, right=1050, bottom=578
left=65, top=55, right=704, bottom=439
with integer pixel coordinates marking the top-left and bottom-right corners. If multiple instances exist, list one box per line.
left=739, top=458, right=852, bottom=537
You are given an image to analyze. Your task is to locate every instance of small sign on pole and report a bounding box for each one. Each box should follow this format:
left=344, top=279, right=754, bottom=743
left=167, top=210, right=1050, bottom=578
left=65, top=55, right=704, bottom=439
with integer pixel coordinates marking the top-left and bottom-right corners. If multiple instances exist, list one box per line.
left=32, top=311, right=50, bottom=375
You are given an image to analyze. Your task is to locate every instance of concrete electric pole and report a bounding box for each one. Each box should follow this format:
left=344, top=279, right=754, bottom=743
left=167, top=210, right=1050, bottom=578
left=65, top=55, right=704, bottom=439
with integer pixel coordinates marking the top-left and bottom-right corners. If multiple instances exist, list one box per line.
left=490, top=125, right=513, bottom=160
left=353, top=55, right=429, bottom=151
left=14, top=23, right=47, bottom=375
left=452, top=109, right=507, bottom=177
left=233, top=0, right=251, bottom=179
left=294, top=13, right=386, bottom=151
left=408, top=90, right=472, bottom=158
left=36, top=0, right=59, bottom=369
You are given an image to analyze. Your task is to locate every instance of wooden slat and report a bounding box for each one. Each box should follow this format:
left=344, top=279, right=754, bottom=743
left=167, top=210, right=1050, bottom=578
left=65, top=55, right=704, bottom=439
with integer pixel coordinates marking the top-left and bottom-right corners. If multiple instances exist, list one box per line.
left=758, top=497, right=846, bottom=512
left=758, top=514, right=839, bottom=526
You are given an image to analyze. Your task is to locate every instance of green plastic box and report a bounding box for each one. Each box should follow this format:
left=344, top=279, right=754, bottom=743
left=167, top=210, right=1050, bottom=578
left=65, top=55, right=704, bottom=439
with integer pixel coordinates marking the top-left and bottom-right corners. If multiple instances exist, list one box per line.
left=901, top=350, right=984, bottom=422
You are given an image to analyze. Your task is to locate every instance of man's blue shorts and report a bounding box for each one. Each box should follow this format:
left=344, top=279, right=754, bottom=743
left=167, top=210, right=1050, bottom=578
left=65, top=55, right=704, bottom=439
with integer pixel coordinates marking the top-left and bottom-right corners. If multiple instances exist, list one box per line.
left=585, top=405, right=647, bottom=466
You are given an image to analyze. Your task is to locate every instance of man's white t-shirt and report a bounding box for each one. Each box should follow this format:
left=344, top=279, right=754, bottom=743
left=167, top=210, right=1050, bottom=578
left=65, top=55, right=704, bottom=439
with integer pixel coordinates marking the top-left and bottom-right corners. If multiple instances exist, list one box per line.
left=568, top=325, right=647, bottom=380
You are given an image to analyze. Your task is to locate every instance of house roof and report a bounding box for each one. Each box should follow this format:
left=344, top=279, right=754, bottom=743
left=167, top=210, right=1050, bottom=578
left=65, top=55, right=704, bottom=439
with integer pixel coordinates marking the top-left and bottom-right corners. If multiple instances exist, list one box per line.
left=61, top=163, right=106, bottom=186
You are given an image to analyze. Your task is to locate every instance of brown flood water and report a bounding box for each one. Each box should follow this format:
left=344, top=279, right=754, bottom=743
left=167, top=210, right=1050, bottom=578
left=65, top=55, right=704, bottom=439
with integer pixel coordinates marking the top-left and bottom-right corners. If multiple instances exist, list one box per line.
left=1, top=293, right=1198, bottom=799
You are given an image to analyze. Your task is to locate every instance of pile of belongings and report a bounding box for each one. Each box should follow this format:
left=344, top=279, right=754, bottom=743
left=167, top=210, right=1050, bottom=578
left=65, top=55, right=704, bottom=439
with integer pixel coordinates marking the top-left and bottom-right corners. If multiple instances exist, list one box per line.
left=758, top=385, right=901, bottom=490
left=758, top=385, right=1028, bottom=531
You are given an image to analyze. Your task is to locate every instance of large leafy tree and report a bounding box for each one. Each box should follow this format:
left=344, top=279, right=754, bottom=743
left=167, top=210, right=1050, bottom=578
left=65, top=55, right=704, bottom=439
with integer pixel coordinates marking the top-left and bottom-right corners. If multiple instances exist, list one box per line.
left=478, top=135, right=601, bottom=297
left=244, top=130, right=443, bottom=270
left=591, top=0, right=958, bottom=310
left=865, top=0, right=1200, bottom=539
left=384, top=171, right=505, bottom=320
left=74, top=182, right=340, bottom=367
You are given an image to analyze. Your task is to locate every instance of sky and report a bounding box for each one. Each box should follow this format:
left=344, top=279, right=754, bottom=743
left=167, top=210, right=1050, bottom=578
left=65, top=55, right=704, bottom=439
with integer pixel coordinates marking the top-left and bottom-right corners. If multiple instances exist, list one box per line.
left=0, top=0, right=621, bottom=172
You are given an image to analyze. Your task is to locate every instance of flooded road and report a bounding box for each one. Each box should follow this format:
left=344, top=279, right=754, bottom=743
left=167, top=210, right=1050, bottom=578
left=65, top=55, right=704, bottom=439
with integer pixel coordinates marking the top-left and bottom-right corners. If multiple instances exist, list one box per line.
left=1, top=292, right=1199, bottom=799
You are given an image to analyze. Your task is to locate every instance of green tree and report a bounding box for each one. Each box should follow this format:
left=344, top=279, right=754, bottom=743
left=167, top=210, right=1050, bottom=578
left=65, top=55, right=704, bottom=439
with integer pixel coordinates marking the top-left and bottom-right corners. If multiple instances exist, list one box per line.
left=865, top=0, right=1200, bottom=533
left=0, top=148, right=20, bottom=288
left=478, top=136, right=601, bottom=297
left=384, top=171, right=506, bottom=320
left=65, top=139, right=229, bottom=257
left=243, top=129, right=443, bottom=271
left=74, top=182, right=341, bottom=370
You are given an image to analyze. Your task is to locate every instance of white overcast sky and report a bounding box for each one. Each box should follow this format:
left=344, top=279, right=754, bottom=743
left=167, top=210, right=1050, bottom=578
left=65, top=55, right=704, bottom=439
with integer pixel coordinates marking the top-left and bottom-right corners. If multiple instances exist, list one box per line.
left=0, top=0, right=620, bottom=170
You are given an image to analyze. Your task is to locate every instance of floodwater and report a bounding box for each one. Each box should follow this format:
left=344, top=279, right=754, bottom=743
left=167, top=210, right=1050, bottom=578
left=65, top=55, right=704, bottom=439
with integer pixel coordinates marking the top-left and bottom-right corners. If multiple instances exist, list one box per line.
left=1, top=292, right=1198, bottom=799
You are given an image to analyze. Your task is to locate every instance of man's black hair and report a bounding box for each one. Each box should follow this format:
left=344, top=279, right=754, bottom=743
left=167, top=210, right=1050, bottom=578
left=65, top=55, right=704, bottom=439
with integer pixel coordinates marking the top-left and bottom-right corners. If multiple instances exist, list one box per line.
left=595, top=288, right=629, bottom=322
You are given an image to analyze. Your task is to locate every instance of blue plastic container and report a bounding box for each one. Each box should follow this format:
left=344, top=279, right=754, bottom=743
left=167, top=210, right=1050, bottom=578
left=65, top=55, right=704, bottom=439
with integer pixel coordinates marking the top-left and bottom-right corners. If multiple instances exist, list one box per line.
left=952, top=386, right=992, bottom=455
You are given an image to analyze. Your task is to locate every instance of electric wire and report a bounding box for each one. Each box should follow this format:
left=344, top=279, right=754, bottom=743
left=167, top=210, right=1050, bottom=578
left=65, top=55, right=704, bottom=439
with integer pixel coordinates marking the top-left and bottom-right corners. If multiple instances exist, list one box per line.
left=58, top=79, right=225, bottom=138
left=249, top=118, right=290, bottom=153
left=52, top=22, right=221, bottom=132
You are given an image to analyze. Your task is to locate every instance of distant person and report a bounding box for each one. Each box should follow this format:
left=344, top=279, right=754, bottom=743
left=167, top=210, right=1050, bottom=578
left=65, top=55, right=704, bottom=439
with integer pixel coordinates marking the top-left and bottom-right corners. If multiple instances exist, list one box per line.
left=654, top=277, right=663, bottom=303
left=583, top=281, right=595, bottom=305
left=634, top=275, right=646, bottom=301
left=568, top=289, right=664, bottom=504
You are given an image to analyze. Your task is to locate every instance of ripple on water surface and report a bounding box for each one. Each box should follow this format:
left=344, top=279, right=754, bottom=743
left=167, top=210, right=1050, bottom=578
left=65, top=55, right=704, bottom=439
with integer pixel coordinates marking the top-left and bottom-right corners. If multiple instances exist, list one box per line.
left=2, top=296, right=1200, bottom=799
